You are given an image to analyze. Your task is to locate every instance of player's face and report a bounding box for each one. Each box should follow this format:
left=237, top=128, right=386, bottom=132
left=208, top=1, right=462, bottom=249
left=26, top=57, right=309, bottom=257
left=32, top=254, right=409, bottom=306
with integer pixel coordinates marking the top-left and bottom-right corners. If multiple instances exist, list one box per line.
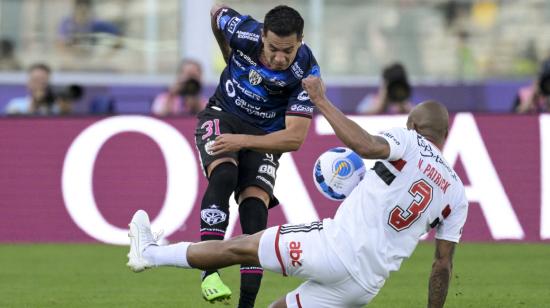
left=261, top=30, right=302, bottom=71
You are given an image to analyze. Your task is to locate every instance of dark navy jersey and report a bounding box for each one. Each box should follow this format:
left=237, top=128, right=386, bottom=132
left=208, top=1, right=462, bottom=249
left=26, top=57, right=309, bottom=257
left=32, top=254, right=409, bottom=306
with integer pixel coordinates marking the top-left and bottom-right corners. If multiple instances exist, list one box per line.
left=212, top=7, right=321, bottom=133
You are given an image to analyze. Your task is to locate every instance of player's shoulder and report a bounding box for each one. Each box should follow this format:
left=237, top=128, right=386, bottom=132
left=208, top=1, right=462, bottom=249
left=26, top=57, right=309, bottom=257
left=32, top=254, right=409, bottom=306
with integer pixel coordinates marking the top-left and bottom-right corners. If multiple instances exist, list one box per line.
left=290, top=43, right=320, bottom=79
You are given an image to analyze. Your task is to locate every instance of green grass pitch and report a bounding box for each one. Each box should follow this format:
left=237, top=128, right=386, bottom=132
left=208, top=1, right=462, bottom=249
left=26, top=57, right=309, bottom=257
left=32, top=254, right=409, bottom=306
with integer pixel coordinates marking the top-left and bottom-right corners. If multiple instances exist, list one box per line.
left=1, top=243, right=548, bottom=307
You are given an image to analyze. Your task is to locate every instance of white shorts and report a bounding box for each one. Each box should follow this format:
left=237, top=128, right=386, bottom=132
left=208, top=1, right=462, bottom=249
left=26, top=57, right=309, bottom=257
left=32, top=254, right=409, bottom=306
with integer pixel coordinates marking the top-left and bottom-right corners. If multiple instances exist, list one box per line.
left=258, top=222, right=377, bottom=307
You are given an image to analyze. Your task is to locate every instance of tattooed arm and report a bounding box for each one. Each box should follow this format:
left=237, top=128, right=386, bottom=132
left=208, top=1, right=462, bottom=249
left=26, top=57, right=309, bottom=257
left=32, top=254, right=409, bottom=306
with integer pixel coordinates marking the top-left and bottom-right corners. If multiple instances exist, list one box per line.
left=428, top=239, right=456, bottom=308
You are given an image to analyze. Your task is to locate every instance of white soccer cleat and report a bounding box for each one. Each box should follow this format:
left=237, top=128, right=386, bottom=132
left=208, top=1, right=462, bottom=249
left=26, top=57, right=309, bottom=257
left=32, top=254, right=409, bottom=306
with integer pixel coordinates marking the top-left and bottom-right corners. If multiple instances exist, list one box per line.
left=127, top=209, right=157, bottom=272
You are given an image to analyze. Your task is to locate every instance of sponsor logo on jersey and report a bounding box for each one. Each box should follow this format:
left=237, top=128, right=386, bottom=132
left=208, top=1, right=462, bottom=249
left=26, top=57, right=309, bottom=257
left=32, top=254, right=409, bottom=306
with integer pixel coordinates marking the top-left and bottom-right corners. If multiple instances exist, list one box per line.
left=205, top=140, right=215, bottom=156
left=289, top=241, right=303, bottom=267
left=255, top=175, right=274, bottom=190
left=290, top=104, right=314, bottom=113
left=234, top=96, right=276, bottom=119
left=236, top=30, right=259, bottom=42
left=236, top=50, right=257, bottom=66
left=227, top=17, right=241, bottom=34
left=291, top=62, right=304, bottom=79
left=201, top=205, right=227, bottom=226
left=258, top=164, right=277, bottom=178
left=297, top=90, right=310, bottom=101
left=382, top=132, right=400, bottom=146
left=233, top=78, right=267, bottom=102
left=248, top=69, right=263, bottom=86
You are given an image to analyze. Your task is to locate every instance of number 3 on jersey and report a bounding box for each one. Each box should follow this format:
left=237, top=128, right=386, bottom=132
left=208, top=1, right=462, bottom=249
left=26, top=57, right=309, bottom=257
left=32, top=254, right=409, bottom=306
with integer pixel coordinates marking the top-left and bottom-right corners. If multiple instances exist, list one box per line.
left=388, top=179, right=433, bottom=231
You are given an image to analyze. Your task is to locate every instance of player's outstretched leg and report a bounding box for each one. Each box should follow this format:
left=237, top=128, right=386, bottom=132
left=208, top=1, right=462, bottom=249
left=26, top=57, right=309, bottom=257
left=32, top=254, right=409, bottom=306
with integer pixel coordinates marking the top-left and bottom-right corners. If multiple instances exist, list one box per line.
left=127, top=210, right=264, bottom=301
left=127, top=210, right=190, bottom=272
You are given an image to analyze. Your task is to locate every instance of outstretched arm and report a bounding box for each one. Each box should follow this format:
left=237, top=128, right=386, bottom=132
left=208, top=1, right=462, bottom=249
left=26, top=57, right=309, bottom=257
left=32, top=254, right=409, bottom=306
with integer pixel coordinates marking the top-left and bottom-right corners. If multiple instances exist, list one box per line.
left=428, top=239, right=456, bottom=308
left=210, top=4, right=232, bottom=64
left=302, top=76, right=390, bottom=159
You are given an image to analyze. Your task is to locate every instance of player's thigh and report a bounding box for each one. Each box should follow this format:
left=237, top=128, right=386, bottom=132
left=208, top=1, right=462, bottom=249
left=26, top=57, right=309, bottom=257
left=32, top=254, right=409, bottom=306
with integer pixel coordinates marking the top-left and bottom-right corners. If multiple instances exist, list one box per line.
left=285, top=277, right=376, bottom=308
left=235, top=150, right=281, bottom=208
left=195, top=108, right=239, bottom=176
left=258, top=222, right=347, bottom=283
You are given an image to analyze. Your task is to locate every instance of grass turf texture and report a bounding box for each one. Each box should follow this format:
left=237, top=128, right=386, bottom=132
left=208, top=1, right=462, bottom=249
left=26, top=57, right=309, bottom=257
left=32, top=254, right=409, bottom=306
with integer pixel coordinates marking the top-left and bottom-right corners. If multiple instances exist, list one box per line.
left=0, top=243, right=548, bottom=307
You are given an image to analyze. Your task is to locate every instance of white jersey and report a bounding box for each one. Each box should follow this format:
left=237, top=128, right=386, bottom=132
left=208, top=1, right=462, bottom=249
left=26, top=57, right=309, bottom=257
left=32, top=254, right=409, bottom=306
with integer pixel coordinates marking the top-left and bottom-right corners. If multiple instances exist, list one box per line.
left=322, top=127, right=468, bottom=294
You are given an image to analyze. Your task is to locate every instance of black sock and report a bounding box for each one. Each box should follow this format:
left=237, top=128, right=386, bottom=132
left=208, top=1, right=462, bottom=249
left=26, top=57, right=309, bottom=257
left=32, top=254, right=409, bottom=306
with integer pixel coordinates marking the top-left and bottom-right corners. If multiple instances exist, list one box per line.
left=200, top=162, right=238, bottom=280
left=238, top=197, right=268, bottom=308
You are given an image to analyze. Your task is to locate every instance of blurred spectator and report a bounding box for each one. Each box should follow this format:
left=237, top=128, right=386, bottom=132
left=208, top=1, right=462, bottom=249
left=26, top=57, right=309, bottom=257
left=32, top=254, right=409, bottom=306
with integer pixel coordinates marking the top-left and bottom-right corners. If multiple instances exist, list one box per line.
left=356, top=62, right=414, bottom=114
left=89, top=95, right=117, bottom=114
left=58, top=0, right=122, bottom=50
left=5, top=63, right=54, bottom=115
left=151, top=59, right=207, bottom=116
left=0, top=38, right=22, bottom=71
left=513, top=58, right=550, bottom=113
left=53, top=85, right=85, bottom=115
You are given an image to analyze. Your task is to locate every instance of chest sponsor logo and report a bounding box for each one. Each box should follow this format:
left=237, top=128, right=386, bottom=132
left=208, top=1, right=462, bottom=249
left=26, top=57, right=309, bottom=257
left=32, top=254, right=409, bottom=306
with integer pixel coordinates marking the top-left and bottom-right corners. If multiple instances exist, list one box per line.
left=236, top=50, right=257, bottom=66
left=291, top=62, right=304, bottom=79
left=249, top=69, right=263, bottom=86
left=236, top=30, right=259, bottom=42
left=289, top=241, right=303, bottom=267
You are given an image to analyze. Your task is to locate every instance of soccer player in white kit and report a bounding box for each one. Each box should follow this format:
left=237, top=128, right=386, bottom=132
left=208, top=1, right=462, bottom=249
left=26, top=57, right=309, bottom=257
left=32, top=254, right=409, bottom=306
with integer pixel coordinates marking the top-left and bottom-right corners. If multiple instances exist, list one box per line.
left=126, top=76, right=469, bottom=308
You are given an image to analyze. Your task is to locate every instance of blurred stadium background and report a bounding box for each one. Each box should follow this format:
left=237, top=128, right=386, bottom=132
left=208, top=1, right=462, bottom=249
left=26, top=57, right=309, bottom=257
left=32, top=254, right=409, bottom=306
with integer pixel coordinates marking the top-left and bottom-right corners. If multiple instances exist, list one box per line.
left=1, top=0, right=549, bottom=307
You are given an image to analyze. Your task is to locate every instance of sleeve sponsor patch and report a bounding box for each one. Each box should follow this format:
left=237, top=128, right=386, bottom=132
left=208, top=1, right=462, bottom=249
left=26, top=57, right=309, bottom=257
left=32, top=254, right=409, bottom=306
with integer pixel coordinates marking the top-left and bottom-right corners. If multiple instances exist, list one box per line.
left=289, top=104, right=314, bottom=114
left=381, top=131, right=401, bottom=146
left=227, top=16, right=241, bottom=34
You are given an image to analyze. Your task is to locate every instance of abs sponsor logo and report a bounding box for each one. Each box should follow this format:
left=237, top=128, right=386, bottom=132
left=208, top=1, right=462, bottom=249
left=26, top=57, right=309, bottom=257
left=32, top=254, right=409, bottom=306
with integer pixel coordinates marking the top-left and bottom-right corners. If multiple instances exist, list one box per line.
left=249, top=69, right=263, bottom=86
left=289, top=241, right=303, bottom=267
left=201, top=205, right=227, bottom=226
left=291, top=62, right=304, bottom=79
left=237, top=30, right=259, bottom=42
left=259, top=164, right=276, bottom=178
left=227, top=17, right=241, bottom=34
left=297, top=91, right=310, bottom=102
left=290, top=104, right=314, bottom=114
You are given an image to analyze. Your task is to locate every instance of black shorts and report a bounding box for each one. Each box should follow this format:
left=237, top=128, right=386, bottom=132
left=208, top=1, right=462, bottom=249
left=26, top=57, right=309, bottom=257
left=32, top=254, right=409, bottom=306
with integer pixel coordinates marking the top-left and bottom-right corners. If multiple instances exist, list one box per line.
left=195, top=105, right=281, bottom=208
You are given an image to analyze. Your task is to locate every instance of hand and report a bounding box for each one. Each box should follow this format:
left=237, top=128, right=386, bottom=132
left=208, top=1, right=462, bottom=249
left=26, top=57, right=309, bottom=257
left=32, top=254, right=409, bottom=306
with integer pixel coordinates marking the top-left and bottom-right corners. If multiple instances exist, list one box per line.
left=302, top=75, right=326, bottom=104
left=209, top=134, right=246, bottom=155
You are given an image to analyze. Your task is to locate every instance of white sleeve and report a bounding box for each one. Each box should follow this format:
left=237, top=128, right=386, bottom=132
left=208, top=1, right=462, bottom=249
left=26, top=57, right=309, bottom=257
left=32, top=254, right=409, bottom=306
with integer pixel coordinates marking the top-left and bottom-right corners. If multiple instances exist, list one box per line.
left=377, top=127, right=410, bottom=161
left=435, top=194, right=469, bottom=243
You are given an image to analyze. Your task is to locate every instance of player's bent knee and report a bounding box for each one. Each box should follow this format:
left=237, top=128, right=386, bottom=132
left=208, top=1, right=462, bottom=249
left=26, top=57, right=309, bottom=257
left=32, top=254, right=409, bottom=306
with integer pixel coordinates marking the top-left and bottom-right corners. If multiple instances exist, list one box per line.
left=227, top=232, right=263, bottom=264
left=206, top=157, right=237, bottom=177
left=238, top=186, right=270, bottom=206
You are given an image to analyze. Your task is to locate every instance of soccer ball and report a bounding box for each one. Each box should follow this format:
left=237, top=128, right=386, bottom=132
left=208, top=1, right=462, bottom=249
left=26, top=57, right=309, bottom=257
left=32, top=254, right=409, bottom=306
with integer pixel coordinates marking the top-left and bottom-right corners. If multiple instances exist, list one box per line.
left=313, top=147, right=366, bottom=201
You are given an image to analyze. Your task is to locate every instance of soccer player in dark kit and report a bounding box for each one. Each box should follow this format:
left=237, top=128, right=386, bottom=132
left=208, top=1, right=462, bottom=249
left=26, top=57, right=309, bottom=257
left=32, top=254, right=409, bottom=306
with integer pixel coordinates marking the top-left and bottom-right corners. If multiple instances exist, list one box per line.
left=193, top=3, right=319, bottom=307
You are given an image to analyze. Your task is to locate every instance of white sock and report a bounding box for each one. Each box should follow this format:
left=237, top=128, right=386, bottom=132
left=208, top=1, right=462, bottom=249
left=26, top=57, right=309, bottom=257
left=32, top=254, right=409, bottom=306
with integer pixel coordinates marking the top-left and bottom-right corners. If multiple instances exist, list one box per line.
left=143, top=242, right=191, bottom=268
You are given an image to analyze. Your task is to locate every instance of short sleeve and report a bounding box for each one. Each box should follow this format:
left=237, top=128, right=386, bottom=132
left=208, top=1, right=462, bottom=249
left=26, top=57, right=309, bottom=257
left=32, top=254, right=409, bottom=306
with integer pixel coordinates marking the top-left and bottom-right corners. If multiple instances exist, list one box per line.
left=214, top=7, right=259, bottom=50
left=435, top=194, right=469, bottom=243
left=377, top=128, right=410, bottom=161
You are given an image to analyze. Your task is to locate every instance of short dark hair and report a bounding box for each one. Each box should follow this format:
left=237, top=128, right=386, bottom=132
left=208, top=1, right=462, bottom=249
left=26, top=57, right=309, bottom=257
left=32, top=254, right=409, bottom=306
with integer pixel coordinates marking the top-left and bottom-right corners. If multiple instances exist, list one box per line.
left=28, top=63, right=51, bottom=74
left=263, top=5, right=304, bottom=37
